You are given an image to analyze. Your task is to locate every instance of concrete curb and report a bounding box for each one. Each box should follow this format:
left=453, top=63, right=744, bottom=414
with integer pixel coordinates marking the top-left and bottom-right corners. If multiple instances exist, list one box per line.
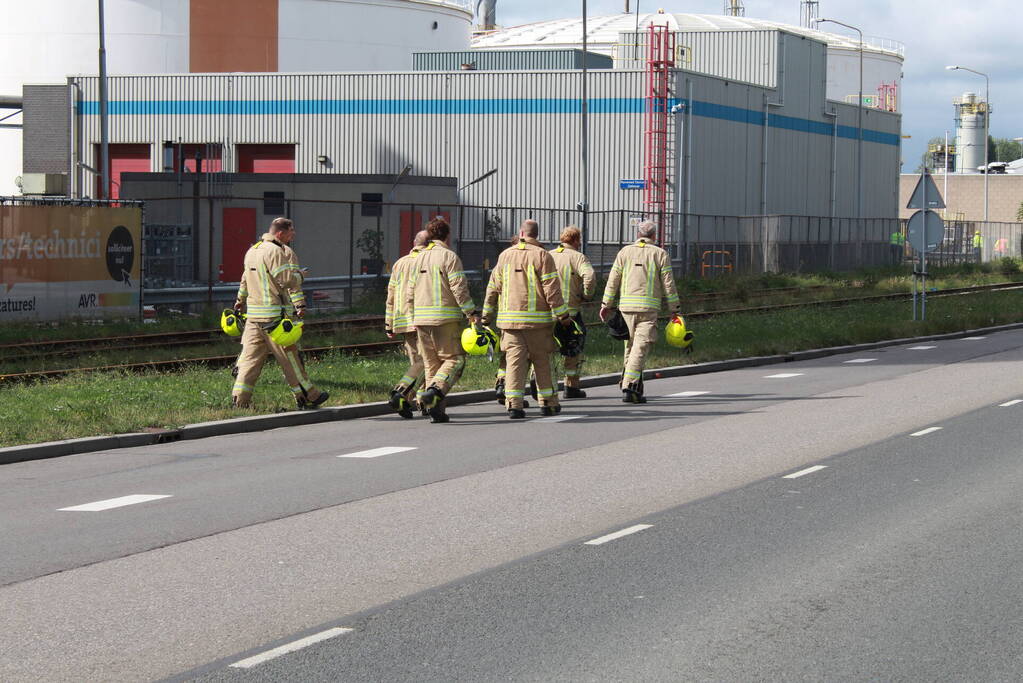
left=5, top=320, right=1023, bottom=466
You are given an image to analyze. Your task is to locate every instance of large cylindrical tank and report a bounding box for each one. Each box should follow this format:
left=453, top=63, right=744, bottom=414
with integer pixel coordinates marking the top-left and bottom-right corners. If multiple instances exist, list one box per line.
left=955, top=92, right=987, bottom=174
left=0, top=0, right=473, bottom=195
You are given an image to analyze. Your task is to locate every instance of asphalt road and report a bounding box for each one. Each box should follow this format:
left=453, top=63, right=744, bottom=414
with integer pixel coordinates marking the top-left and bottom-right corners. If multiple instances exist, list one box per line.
left=3, top=330, right=1023, bottom=680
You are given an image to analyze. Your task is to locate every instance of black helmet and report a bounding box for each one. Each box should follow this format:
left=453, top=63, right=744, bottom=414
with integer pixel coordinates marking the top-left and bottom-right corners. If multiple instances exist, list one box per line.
left=605, top=309, right=630, bottom=340
left=553, top=318, right=586, bottom=357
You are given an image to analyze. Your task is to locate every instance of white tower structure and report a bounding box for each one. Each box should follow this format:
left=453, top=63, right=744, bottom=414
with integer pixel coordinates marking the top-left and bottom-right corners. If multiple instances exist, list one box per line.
left=953, top=92, right=988, bottom=173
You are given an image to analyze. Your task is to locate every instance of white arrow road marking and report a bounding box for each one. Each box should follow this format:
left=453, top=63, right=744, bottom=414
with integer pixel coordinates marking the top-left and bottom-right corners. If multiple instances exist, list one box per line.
left=910, top=427, right=942, bottom=437
left=230, top=627, right=354, bottom=669
left=999, top=400, right=1023, bottom=407
left=585, top=524, right=653, bottom=546
left=667, top=390, right=710, bottom=397
left=843, top=358, right=877, bottom=364
left=783, top=465, right=828, bottom=479
left=338, top=447, right=417, bottom=459
left=58, top=494, right=172, bottom=512
left=765, top=373, right=804, bottom=379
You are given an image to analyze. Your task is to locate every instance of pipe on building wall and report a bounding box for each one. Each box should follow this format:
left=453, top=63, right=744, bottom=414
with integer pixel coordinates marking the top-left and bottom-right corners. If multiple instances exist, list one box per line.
left=760, top=33, right=786, bottom=217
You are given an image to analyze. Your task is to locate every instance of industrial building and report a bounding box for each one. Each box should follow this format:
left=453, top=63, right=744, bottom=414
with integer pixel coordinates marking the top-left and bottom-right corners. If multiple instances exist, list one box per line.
left=18, top=3, right=904, bottom=281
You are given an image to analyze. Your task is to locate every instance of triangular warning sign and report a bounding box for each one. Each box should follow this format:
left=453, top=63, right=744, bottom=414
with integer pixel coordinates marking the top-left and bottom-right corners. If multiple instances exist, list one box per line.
left=906, top=171, right=946, bottom=210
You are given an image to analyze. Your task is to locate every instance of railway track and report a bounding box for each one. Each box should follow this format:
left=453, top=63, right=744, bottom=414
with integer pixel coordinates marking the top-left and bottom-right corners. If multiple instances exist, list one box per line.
left=3, top=281, right=1021, bottom=385
left=0, top=284, right=837, bottom=363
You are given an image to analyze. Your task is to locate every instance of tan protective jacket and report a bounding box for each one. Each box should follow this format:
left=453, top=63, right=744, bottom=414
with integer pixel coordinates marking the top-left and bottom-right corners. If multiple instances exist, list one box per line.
left=549, top=243, right=595, bottom=315
left=601, top=238, right=680, bottom=314
left=405, top=240, right=475, bottom=326
left=385, top=247, right=421, bottom=334
left=483, top=236, right=569, bottom=329
left=236, top=233, right=306, bottom=321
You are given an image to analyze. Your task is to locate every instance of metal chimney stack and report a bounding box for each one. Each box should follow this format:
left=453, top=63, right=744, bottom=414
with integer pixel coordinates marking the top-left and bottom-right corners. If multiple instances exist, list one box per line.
left=475, top=0, right=497, bottom=30
left=724, top=0, right=745, bottom=16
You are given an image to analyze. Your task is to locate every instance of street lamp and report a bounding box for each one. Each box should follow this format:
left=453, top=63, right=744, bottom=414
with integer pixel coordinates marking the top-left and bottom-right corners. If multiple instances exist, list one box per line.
left=816, top=18, right=863, bottom=219
left=946, top=65, right=990, bottom=222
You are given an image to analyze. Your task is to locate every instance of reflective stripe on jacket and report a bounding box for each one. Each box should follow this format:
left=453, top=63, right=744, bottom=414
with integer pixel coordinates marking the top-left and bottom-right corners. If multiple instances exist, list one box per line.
left=405, top=240, right=475, bottom=326
left=483, top=237, right=569, bottom=329
left=601, top=238, right=680, bottom=313
left=549, top=243, right=596, bottom=315
left=236, top=233, right=305, bottom=321
left=385, top=247, right=421, bottom=333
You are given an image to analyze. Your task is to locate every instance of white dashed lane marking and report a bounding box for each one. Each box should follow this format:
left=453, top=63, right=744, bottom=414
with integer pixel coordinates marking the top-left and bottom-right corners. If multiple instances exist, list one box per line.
left=667, top=390, right=710, bottom=397
left=532, top=415, right=586, bottom=423
left=230, top=627, right=353, bottom=669
left=58, top=494, right=172, bottom=512
left=999, top=400, right=1023, bottom=407
left=337, top=447, right=417, bottom=459
left=910, top=427, right=942, bottom=437
left=765, top=373, right=804, bottom=379
left=843, top=358, right=877, bottom=364
left=908, top=345, right=936, bottom=350
left=585, top=524, right=653, bottom=546
left=963, top=336, right=987, bottom=340
left=783, top=465, right=828, bottom=479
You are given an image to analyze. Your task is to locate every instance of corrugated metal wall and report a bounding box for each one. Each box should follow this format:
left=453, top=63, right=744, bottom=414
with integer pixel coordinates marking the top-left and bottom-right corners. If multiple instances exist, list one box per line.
left=615, top=29, right=778, bottom=89
left=413, top=49, right=612, bottom=71
left=69, top=30, right=899, bottom=218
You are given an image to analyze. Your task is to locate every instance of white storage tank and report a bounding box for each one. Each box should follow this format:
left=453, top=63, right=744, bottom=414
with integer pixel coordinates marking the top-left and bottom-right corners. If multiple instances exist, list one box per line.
left=1, top=0, right=473, bottom=195
left=472, top=12, right=904, bottom=110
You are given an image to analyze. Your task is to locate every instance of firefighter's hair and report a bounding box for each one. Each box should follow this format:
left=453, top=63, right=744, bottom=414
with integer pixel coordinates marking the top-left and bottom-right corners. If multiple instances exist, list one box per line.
left=269, top=217, right=293, bottom=233
left=560, top=225, right=581, bottom=244
left=426, top=217, right=450, bottom=241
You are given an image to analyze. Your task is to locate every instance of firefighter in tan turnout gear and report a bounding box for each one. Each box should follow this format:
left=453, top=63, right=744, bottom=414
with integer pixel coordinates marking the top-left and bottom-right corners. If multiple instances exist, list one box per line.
left=599, top=221, right=680, bottom=404
left=232, top=217, right=329, bottom=409
left=549, top=225, right=595, bottom=399
left=385, top=230, right=429, bottom=419
left=405, top=217, right=478, bottom=423
left=483, top=219, right=573, bottom=419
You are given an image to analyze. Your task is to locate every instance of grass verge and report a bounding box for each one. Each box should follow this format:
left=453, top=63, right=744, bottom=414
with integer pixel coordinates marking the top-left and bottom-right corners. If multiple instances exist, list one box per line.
left=3, top=289, right=1023, bottom=448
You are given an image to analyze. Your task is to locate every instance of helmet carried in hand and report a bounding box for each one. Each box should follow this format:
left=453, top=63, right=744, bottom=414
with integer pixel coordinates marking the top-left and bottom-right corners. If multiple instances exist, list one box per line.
left=605, top=309, right=630, bottom=341
left=267, top=317, right=303, bottom=346
left=461, top=324, right=500, bottom=356
left=220, top=308, right=244, bottom=337
left=665, top=315, right=694, bottom=351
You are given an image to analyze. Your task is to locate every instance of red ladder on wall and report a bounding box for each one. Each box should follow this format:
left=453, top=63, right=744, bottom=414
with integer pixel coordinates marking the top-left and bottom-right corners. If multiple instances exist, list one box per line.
left=643, top=24, right=675, bottom=243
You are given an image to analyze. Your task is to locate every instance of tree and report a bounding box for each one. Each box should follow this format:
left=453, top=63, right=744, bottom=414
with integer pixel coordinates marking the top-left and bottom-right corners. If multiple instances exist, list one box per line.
left=1017, top=200, right=1023, bottom=222
left=992, top=137, right=1023, bottom=164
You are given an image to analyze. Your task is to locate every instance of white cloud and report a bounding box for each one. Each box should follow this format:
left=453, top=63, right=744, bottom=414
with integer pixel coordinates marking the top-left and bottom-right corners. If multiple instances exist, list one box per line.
left=494, top=0, right=1023, bottom=171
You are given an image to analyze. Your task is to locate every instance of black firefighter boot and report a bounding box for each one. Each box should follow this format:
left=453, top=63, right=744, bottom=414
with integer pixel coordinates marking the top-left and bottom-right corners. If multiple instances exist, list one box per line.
left=388, top=388, right=414, bottom=419
left=420, top=386, right=450, bottom=423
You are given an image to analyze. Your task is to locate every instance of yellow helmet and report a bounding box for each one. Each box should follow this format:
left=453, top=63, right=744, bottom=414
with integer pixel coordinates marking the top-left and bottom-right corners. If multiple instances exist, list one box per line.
left=461, top=325, right=499, bottom=356
left=665, top=315, right=694, bottom=350
left=268, top=317, right=303, bottom=346
left=220, top=308, right=244, bottom=337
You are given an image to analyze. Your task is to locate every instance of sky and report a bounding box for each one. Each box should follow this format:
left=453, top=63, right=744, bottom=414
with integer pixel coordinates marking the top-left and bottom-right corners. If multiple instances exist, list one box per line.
left=494, top=0, right=1023, bottom=171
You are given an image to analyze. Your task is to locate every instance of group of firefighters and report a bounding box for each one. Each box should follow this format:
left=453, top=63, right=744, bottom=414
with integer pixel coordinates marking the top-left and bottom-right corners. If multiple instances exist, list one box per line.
left=227, top=215, right=687, bottom=421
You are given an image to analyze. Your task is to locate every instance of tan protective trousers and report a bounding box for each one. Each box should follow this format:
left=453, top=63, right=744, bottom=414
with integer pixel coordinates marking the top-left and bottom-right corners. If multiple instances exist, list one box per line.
left=395, top=331, right=425, bottom=404
left=416, top=321, right=466, bottom=404
left=232, top=321, right=323, bottom=407
left=621, top=311, right=658, bottom=390
left=502, top=326, right=557, bottom=410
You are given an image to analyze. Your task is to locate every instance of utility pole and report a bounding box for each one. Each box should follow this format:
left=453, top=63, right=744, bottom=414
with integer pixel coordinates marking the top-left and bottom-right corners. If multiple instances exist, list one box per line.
left=98, top=0, right=110, bottom=199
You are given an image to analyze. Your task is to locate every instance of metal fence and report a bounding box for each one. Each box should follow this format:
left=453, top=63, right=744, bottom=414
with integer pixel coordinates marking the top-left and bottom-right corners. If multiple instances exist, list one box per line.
left=126, top=194, right=1023, bottom=311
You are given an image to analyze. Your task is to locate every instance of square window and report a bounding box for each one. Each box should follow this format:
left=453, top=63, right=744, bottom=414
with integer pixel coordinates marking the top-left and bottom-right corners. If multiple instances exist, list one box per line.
left=263, top=191, right=286, bottom=215
left=361, top=193, right=383, bottom=217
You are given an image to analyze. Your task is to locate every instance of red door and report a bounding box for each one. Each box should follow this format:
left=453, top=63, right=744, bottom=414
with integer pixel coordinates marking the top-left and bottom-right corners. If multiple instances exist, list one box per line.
left=236, top=144, right=296, bottom=173
left=221, top=208, right=257, bottom=281
left=97, top=144, right=150, bottom=199
left=399, top=211, right=422, bottom=254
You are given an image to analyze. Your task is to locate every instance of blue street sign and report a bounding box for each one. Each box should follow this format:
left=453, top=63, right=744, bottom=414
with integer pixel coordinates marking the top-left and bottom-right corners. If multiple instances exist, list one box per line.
left=619, top=179, right=646, bottom=190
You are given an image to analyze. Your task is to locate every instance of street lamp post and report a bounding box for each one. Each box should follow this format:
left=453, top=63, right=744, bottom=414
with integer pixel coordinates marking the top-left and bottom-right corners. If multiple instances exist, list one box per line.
left=946, top=65, right=989, bottom=223
left=816, top=18, right=863, bottom=219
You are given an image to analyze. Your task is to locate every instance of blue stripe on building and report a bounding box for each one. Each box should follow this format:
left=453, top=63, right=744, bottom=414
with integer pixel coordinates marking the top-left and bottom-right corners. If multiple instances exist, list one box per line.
left=78, top=97, right=899, bottom=146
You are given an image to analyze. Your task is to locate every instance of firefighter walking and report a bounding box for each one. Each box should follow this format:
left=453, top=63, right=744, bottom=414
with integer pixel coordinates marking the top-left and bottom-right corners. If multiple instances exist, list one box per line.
left=549, top=225, right=595, bottom=398
left=232, top=217, right=329, bottom=409
left=599, top=221, right=681, bottom=404
left=405, top=217, right=478, bottom=423
left=385, top=229, right=429, bottom=418
left=483, top=219, right=572, bottom=419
